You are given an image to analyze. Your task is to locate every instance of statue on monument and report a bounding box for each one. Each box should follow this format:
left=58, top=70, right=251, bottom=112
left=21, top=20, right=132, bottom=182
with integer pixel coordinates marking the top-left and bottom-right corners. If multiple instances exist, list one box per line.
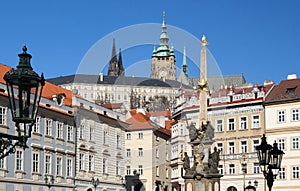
left=187, top=122, right=206, bottom=142
left=208, top=147, right=221, bottom=173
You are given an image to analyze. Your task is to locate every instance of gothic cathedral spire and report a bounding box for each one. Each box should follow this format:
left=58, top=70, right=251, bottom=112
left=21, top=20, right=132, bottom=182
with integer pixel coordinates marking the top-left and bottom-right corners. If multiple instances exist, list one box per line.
left=108, top=39, right=125, bottom=76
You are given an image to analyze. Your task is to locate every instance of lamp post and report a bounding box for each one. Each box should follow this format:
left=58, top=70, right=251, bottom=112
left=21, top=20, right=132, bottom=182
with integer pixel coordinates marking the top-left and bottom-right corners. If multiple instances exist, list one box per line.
left=91, top=177, right=100, bottom=191
left=1, top=45, right=45, bottom=159
left=44, top=175, right=55, bottom=191
left=240, top=153, right=248, bottom=191
left=256, top=134, right=285, bottom=191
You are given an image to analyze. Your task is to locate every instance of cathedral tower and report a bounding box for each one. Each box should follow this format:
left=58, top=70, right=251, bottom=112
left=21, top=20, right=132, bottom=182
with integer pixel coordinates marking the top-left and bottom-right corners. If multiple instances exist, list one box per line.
left=150, top=12, right=176, bottom=80
left=108, top=39, right=124, bottom=76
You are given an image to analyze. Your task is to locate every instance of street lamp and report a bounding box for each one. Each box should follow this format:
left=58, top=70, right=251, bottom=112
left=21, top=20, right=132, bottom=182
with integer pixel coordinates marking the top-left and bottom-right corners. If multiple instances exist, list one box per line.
left=44, top=175, right=55, bottom=190
left=240, top=153, right=248, bottom=191
left=1, top=45, right=45, bottom=159
left=91, top=177, right=100, bottom=191
left=256, top=134, right=285, bottom=191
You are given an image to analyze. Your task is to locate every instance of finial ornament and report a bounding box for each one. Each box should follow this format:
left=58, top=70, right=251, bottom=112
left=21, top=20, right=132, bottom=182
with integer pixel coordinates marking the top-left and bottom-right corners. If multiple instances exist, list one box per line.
left=22, top=44, right=27, bottom=53
left=201, top=35, right=208, bottom=46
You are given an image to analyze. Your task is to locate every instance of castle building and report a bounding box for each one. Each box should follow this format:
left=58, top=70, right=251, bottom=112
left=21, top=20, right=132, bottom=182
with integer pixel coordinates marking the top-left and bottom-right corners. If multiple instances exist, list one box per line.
left=151, top=12, right=176, bottom=81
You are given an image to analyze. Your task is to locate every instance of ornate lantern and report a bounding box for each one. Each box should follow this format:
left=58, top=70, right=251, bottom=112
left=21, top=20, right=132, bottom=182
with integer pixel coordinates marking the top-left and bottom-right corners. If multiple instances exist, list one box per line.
left=256, top=134, right=285, bottom=191
left=1, top=45, right=45, bottom=158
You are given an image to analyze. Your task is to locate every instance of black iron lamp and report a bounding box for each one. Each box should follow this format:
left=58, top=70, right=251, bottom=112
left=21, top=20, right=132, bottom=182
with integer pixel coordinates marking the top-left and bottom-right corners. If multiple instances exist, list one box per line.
left=91, top=177, right=100, bottom=191
left=1, top=45, right=45, bottom=159
left=256, top=134, right=284, bottom=191
left=44, top=175, right=55, bottom=190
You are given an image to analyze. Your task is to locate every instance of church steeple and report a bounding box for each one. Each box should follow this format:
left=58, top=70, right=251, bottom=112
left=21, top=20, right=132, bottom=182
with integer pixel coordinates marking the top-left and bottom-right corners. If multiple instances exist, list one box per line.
left=182, top=46, right=188, bottom=76
left=160, top=11, right=169, bottom=47
left=150, top=11, right=176, bottom=80
left=108, top=39, right=124, bottom=76
left=118, top=48, right=124, bottom=76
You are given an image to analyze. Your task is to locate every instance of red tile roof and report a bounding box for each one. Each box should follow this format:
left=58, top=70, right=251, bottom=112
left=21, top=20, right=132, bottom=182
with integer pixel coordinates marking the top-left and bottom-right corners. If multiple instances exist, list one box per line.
left=126, top=112, right=171, bottom=136
left=101, top=103, right=123, bottom=109
left=0, top=64, right=73, bottom=107
left=265, top=78, right=300, bottom=103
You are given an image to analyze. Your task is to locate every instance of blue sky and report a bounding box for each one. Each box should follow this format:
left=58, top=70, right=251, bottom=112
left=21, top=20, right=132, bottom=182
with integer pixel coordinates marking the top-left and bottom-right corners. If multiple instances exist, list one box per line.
left=1, top=1, right=300, bottom=85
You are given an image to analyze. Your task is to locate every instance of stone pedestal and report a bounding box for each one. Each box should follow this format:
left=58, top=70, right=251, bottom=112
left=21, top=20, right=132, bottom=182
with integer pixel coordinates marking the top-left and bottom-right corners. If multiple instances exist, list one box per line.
left=184, top=173, right=222, bottom=191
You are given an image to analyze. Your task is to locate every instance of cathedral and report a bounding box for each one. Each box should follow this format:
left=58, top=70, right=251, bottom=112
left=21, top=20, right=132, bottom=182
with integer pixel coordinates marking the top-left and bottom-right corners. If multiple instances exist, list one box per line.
left=107, top=38, right=124, bottom=76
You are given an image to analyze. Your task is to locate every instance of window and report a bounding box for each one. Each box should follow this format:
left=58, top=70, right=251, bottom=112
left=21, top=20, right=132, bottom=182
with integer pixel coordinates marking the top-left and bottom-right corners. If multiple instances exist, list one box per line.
left=45, top=155, right=51, bottom=174
left=292, top=137, right=299, bottom=149
left=292, top=109, right=299, bottom=121
left=0, top=106, right=7, bottom=125
left=56, top=157, right=62, bottom=176
left=138, top=165, right=143, bottom=175
left=138, top=132, right=143, bottom=139
left=228, top=118, right=235, bottom=131
left=278, top=138, right=285, bottom=150
left=116, top=161, right=120, bottom=175
left=278, top=167, right=286, bottom=179
left=103, top=131, right=108, bottom=144
left=252, top=115, right=260, bottom=128
left=126, top=133, right=131, bottom=140
left=116, top=135, right=120, bottom=148
left=156, top=148, right=159, bottom=158
left=45, top=119, right=53, bottom=136
left=88, top=155, right=94, bottom=171
left=16, top=150, right=23, bottom=171
left=67, top=159, right=72, bottom=177
left=241, top=141, right=247, bottom=153
left=229, top=142, right=235, bottom=154
left=126, top=149, right=131, bottom=157
left=126, top=165, right=131, bottom=175
left=292, top=166, right=300, bottom=179
left=79, top=124, right=85, bottom=139
left=138, top=148, right=143, bottom=157
left=218, top=165, right=223, bottom=174
left=79, top=153, right=85, bottom=170
left=0, top=158, right=5, bottom=169
left=89, top=126, right=95, bottom=141
left=103, top=158, right=108, bottom=173
left=33, top=116, right=41, bottom=133
left=166, top=168, right=169, bottom=178
left=253, top=140, right=259, bottom=152
left=278, top=111, right=285, bottom=123
left=216, top=119, right=223, bottom=132
left=217, top=143, right=223, bottom=152
left=156, top=166, right=159, bottom=177
left=240, top=117, right=247, bottom=130
left=67, top=126, right=74, bottom=141
left=229, top=164, right=235, bottom=174
left=253, top=163, right=260, bottom=174
left=32, top=153, right=39, bottom=173
left=56, top=122, right=64, bottom=139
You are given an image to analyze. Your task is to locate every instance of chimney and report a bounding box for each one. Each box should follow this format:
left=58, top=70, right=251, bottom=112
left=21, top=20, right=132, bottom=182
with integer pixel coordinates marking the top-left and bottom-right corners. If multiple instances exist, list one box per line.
left=99, top=72, right=104, bottom=82
left=287, top=74, right=297, bottom=80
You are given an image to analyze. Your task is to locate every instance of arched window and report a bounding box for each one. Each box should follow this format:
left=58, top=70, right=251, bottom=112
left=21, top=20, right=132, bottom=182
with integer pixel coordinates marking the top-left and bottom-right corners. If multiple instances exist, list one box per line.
left=227, top=186, right=237, bottom=191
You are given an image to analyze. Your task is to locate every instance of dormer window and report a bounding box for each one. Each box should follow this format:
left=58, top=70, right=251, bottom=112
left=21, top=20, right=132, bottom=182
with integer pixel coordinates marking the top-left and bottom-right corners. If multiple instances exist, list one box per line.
left=286, top=86, right=297, bottom=94
left=52, top=93, right=66, bottom=106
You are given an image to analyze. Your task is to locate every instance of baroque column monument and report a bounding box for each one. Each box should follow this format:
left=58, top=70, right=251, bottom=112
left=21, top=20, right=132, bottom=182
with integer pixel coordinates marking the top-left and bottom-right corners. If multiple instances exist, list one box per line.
left=183, top=36, right=223, bottom=191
